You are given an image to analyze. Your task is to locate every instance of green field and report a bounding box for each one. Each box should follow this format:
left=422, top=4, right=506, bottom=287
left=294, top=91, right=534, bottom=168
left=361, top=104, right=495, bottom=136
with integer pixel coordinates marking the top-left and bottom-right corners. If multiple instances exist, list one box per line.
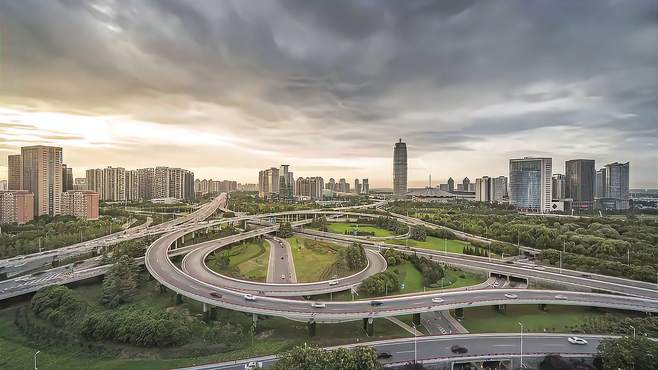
left=459, top=305, right=628, bottom=334
left=288, top=236, right=348, bottom=282
left=325, top=222, right=398, bottom=237
left=207, top=239, right=270, bottom=282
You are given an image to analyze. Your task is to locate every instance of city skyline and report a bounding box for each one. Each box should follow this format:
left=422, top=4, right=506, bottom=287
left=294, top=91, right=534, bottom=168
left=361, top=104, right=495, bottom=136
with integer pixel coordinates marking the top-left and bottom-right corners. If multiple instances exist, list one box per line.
left=0, top=1, right=656, bottom=188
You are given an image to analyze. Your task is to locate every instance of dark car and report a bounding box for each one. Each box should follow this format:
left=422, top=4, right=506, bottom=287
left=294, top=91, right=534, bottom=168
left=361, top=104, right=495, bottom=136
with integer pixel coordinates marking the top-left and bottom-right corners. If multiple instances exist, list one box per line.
left=377, top=352, right=392, bottom=359
left=451, top=345, right=468, bottom=354
left=370, top=301, right=383, bottom=307
left=209, top=292, right=223, bottom=298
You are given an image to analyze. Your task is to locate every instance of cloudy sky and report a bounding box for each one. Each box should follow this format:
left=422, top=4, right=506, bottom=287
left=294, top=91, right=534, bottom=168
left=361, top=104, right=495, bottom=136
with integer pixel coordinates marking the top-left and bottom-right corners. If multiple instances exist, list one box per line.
left=0, top=0, right=656, bottom=188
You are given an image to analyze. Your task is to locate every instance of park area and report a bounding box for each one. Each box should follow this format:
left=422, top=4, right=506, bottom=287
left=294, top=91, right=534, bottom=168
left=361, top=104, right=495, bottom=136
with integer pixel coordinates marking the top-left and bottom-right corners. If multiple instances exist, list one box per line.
left=206, top=239, right=270, bottom=282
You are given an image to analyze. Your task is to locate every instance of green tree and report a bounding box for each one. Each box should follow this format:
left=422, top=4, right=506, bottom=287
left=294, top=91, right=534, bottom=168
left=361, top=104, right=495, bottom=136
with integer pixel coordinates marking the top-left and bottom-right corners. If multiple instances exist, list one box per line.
left=597, top=336, right=658, bottom=370
left=30, top=285, right=87, bottom=328
left=101, top=254, right=139, bottom=307
left=277, top=222, right=294, bottom=238
left=409, top=226, right=427, bottom=241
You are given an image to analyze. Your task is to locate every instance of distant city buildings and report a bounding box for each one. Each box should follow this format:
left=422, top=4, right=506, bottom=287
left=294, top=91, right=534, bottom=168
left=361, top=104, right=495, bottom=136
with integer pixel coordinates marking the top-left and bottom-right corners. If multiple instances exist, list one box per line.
left=598, top=162, right=630, bottom=210
left=552, top=174, right=566, bottom=200
left=565, top=159, right=595, bottom=210
left=0, top=190, right=34, bottom=224
left=194, top=179, right=238, bottom=195
left=509, top=157, right=552, bottom=213
left=61, top=164, right=74, bottom=192
left=87, top=166, right=195, bottom=202
left=7, top=154, right=22, bottom=190
left=362, top=179, right=369, bottom=195
left=279, top=165, right=294, bottom=200
left=295, top=177, right=324, bottom=200
left=393, top=139, right=407, bottom=196
left=21, top=145, right=63, bottom=216
left=61, top=190, right=99, bottom=220
left=237, top=183, right=257, bottom=192
left=0, top=180, right=6, bottom=191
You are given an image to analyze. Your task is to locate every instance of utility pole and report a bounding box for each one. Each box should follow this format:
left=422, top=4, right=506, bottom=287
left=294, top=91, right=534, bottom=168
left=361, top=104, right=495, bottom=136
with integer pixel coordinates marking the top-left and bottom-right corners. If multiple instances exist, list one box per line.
left=412, top=322, right=417, bottom=364
left=518, top=322, right=524, bottom=369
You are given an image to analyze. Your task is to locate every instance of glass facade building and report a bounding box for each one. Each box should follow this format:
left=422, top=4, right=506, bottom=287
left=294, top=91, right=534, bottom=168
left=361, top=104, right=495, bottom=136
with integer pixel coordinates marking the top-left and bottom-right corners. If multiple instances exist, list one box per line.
left=509, top=157, right=552, bottom=213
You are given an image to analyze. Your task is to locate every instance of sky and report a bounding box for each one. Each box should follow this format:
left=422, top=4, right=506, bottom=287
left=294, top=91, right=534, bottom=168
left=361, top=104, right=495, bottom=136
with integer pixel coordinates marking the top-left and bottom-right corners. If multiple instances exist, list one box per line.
left=0, top=0, right=656, bottom=188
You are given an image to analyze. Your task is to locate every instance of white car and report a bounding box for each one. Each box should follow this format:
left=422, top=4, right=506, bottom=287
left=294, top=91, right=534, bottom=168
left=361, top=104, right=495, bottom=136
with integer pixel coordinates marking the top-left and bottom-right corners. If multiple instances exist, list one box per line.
left=431, top=297, right=444, bottom=303
left=568, top=336, right=588, bottom=345
left=311, top=302, right=326, bottom=308
left=329, top=280, right=339, bottom=286
left=244, top=361, right=263, bottom=369
left=281, top=274, right=286, bottom=280
left=504, top=293, right=518, bottom=299
left=555, top=294, right=568, bottom=300
left=244, top=294, right=256, bottom=301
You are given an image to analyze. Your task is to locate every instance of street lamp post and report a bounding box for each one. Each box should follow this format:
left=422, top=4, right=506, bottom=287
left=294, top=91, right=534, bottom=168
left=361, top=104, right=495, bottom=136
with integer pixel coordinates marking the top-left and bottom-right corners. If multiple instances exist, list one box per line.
left=630, top=325, right=636, bottom=337
left=518, top=322, right=524, bottom=369
left=412, top=322, right=417, bottom=364
left=34, top=350, right=40, bottom=370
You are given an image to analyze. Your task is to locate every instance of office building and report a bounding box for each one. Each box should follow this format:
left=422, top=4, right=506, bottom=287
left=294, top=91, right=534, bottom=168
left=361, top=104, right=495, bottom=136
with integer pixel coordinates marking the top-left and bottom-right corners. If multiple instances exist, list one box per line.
left=439, top=183, right=450, bottom=192
left=21, top=145, right=63, bottom=216
left=362, top=179, right=369, bottom=195
left=338, top=178, right=347, bottom=193
left=552, top=174, right=566, bottom=200
left=393, top=139, right=407, bottom=196
left=447, top=177, right=455, bottom=192
left=509, top=157, right=552, bottom=213
left=492, top=176, right=507, bottom=202
left=61, top=190, right=99, bottom=220
left=8, top=154, right=22, bottom=190
left=595, top=168, right=606, bottom=199
left=600, top=162, right=630, bottom=210
left=279, top=165, right=294, bottom=200
left=475, top=177, right=491, bottom=202
left=0, top=190, right=34, bottom=225
left=61, top=164, right=74, bottom=192
left=565, top=159, right=595, bottom=210
left=461, top=177, right=470, bottom=192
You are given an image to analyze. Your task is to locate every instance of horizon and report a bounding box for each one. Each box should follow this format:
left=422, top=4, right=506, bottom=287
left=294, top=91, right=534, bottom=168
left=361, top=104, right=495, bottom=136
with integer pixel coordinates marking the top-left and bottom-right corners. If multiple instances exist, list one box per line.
left=0, top=1, right=656, bottom=188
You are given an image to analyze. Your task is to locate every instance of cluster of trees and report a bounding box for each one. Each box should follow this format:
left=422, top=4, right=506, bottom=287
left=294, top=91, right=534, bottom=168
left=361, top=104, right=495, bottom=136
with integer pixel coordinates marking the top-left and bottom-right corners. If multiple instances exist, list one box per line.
left=0, top=215, right=128, bottom=259
left=81, top=306, right=193, bottom=347
left=538, top=249, right=656, bottom=282
left=309, top=216, right=329, bottom=232
left=425, top=227, right=456, bottom=240
left=344, top=229, right=376, bottom=237
left=463, top=245, right=489, bottom=258
left=596, top=336, right=658, bottom=370
left=273, top=343, right=380, bottom=370
left=101, top=255, right=140, bottom=308
left=409, top=226, right=426, bottom=241
left=277, top=222, right=294, bottom=238
left=387, top=202, right=658, bottom=281
left=578, top=315, right=658, bottom=337
left=358, top=270, right=400, bottom=296
left=30, top=286, right=87, bottom=328
left=336, top=243, right=368, bottom=272
left=382, top=248, right=407, bottom=266
left=372, top=216, right=408, bottom=235
left=408, top=254, right=444, bottom=287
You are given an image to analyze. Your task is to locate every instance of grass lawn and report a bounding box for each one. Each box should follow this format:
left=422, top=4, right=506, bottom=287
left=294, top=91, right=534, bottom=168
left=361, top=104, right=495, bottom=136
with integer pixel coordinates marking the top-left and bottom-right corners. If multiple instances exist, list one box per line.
left=390, top=236, right=498, bottom=258
left=207, top=239, right=270, bottom=282
left=324, top=222, right=398, bottom=237
left=288, top=236, right=353, bottom=282
left=459, top=305, right=630, bottom=334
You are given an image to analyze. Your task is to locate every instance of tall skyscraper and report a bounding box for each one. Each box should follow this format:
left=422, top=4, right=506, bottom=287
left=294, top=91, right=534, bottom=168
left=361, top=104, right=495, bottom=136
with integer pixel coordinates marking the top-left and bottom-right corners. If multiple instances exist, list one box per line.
left=338, top=178, right=347, bottom=193
left=279, top=165, right=294, bottom=200
left=8, top=154, right=23, bottom=190
left=362, top=179, right=369, bottom=195
left=354, top=179, right=361, bottom=194
left=492, top=176, right=507, bottom=202
left=509, top=157, right=552, bottom=213
left=475, top=176, right=491, bottom=202
left=602, top=162, right=630, bottom=210
left=393, top=139, right=407, bottom=196
left=565, top=159, right=595, bottom=210
left=258, top=167, right=279, bottom=198
left=462, top=177, right=470, bottom=192
left=595, top=168, right=606, bottom=199
left=552, top=174, right=566, bottom=200
left=447, top=177, right=455, bottom=192
left=21, top=145, right=63, bottom=216
left=125, top=170, right=140, bottom=201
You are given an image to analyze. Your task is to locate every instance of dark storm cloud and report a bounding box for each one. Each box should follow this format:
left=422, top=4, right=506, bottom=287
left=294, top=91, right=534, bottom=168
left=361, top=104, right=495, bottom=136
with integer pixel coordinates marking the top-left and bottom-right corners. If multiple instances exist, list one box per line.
left=0, top=0, right=656, bottom=185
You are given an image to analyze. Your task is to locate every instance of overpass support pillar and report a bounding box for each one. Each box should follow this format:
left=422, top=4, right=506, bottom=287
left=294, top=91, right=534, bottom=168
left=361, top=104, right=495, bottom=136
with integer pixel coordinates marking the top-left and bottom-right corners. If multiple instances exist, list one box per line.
left=175, top=293, right=183, bottom=305
left=539, top=303, right=547, bottom=311
left=203, top=303, right=217, bottom=322
left=307, top=319, right=316, bottom=337
left=159, top=284, right=167, bottom=294
left=182, top=235, right=185, bottom=245
left=252, top=313, right=258, bottom=329
left=496, top=304, right=507, bottom=313
left=455, top=308, right=464, bottom=319
left=362, top=317, right=374, bottom=336
left=412, top=313, right=421, bottom=326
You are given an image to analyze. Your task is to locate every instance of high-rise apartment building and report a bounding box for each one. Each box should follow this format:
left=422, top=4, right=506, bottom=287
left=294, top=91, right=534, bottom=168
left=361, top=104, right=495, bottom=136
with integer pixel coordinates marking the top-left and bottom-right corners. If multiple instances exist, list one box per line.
left=393, top=139, right=408, bottom=196
left=565, top=159, right=595, bottom=210
left=595, top=168, right=606, bottom=199
left=362, top=179, right=369, bottom=195
left=475, top=176, right=491, bottom=202
left=85, top=168, right=105, bottom=199
left=326, top=178, right=336, bottom=191
left=137, top=168, right=154, bottom=200
left=338, top=178, right=347, bottom=193
left=21, top=145, right=63, bottom=216
left=73, top=178, right=87, bottom=191
left=552, top=174, right=566, bottom=200
left=294, top=177, right=324, bottom=200
left=601, top=162, right=630, bottom=210
left=8, top=154, right=22, bottom=190
left=102, top=166, right=126, bottom=202
left=354, top=179, right=361, bottom=194
left=125, top=170, right=140, bottom=201
left=61, top=190, right=99, bottom=220
left=509, top=157, right=552, bottom=213
left=258, top=167, right=280, bottom=198
left=0, top=190, right=34, bottom=225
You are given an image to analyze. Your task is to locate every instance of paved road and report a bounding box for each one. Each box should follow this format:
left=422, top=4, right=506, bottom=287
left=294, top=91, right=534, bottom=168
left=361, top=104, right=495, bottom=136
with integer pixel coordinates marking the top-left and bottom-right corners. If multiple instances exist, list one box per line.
left=266, top=237, right=296, bottom=284
left=178, top=333, right=622, bottom=369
